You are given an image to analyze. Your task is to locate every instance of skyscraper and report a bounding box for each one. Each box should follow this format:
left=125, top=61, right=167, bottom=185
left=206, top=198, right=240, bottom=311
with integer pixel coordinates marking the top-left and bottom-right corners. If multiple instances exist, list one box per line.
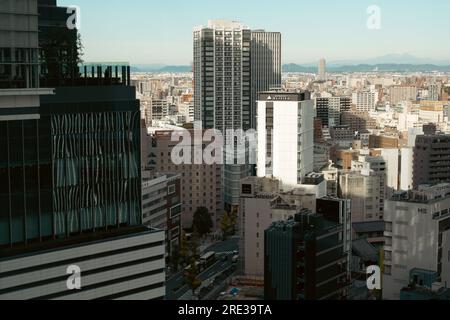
left=0, top=0, right=165, bottom=300
left=193, top=20, right=252, bottom=131
left=318, top=59, right=326, bottom=81
left=251, top=31, right=282, bottom=129
left=193, top=20, right=281, bottom=209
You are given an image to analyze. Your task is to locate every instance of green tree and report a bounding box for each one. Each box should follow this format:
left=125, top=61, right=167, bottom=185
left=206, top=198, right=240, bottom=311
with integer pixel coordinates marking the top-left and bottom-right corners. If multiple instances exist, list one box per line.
left=185, top=258, right=202, bottom=296
left=169, top=244, right=181, bottom=272
left=220, top=211, right=232, bottom=240
left=192, top=207, right=213, bottom=237
left=189, top=228, right=201, bottom=259
left=229, top=211, right=238, bottom=235
left=179, top=231, right=190, bottom=267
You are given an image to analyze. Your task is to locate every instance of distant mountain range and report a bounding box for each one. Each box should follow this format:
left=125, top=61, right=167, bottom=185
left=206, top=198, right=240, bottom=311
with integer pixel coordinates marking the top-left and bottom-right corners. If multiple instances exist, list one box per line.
left=130, top=54, right=450, bottom=73
left=300, top=54, right=450, bottom=67
left=283, top=63, right=450, bottom=73
left=131, top=65, right=191, bottom=73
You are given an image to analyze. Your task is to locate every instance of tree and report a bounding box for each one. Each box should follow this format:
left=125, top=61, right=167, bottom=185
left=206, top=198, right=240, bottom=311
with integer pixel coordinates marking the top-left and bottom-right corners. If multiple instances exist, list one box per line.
left=220, top=211, right=232, bottom=240
left=185, top=257, right=202, bottom=296
left=192, top=207, right=213, bottom=237
left=189, top=228, right=201, bottom=259
left=229, top=211, right=238, bottom=235
left=169, top=244, right=181, bottom=273
left=179, top=231, right=190, bottom=267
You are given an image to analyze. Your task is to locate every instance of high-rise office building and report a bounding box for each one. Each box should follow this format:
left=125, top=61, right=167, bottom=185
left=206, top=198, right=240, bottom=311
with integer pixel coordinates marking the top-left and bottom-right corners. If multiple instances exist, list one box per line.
left=0, top=0, right=165, bottom=300
left=193, top=20, right=281, bottom=209
left=257, top=91, right=314, bottom=189
left=413, top=134, right=450, bottom=189
left=251, top=31, right=282, bottom=129
left=383, top=184, right=450, bottom=300
left=264, top=210, right=350, bottom=300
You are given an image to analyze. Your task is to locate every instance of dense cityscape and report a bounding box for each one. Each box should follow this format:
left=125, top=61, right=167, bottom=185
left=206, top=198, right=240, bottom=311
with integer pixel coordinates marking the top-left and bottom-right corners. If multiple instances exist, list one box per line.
left=1, top=0, right=450, bottom=304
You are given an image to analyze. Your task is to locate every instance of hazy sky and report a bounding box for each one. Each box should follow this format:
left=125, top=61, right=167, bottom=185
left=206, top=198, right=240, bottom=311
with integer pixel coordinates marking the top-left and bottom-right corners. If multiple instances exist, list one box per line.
left=59, top=0, right=450, bottom=65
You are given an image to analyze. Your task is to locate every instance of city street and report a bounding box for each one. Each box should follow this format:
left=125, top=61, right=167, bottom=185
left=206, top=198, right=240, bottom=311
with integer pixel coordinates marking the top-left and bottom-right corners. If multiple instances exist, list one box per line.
left=165, top=237, right=239, bottom=300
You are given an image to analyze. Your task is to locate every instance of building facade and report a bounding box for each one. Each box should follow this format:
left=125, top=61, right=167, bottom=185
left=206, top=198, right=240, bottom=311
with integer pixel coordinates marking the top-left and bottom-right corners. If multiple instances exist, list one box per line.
left=142, top=174, right=182, bottom=257
left=413, top=134, right=450, bottom=189
left=265, top=210, right=350, bottom=300
left=149, top=130, right=223, bottom=229
left=193, top=20, right=281, bottom=209
left=383, top=184, right=450, bottom=300
left=0, top=0, right=166, bottom=300
left=257, top=91, right=314, bottom=189
left=0, top=227, right=166, bottom=300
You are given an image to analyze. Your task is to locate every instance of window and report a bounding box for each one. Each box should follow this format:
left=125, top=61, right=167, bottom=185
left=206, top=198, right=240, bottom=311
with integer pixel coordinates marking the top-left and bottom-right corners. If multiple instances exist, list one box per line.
left=168, top=185, right=176, bottom=195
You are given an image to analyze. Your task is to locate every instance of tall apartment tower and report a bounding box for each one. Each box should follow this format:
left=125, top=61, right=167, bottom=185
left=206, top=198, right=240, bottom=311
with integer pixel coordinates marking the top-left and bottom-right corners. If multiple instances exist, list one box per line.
left=193, top=20, right=252, bottom=131
left=193, top=20, right=281, bottom=209
left=318, top=59, right=326, bottom=80
left=264, top=210, right=350, bottom=300
left=257, top=91, right=314, bottom=189
left=413, top=134, right=450, bottom=189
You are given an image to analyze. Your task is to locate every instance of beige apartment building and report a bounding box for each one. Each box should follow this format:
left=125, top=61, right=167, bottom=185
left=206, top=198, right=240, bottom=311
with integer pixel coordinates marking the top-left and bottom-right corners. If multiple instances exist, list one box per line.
left=147, top=130, right=223, bottom=229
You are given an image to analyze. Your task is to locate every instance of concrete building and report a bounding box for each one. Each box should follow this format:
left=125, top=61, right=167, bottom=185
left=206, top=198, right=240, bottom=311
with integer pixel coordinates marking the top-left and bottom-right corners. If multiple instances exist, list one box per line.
left=265, top=210, right=350, bottom=300
left=150, top=99, right=169, bottom=121
left=142, top=174, right=182, bottom=257
left=413, top=134, right=450, bottom=189
left=381, top=148, right=414, bottom=196
left=340, top=172, right=384, bottom=223
left=257, top=91, right=314, bottom=189
left=383, top=184, right=450, bottom=300
left=239, top=177, right=281, bottom=280
left=239, top=176, right=323, bottom=280
left=0, top=226, right=166, bottom=300
left=331, top=125, right=355, bottom=148
left=389, top=86, right=418, bottom=106
left=149, top=130, right=223, bottom=229
left=341, top=110, right=377, bottom=133
left=352, top=90, right=379, bottom=112
left=315, top=96, right=351, bottom=128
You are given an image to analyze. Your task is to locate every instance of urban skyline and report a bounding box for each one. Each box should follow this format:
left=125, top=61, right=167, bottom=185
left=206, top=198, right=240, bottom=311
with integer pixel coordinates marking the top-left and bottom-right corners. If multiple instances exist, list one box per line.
left=1, top=0, right=450, bottom=304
